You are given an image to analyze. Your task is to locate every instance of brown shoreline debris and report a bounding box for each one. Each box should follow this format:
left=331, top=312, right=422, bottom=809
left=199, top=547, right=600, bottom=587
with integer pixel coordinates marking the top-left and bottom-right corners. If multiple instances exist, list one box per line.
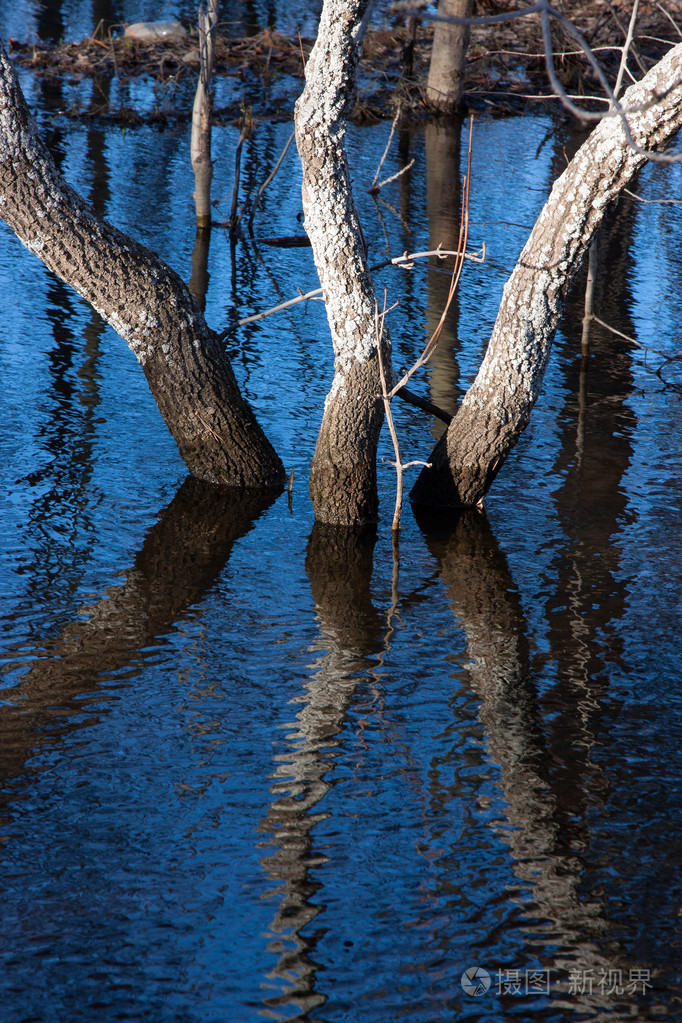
left=7, top=2, right=679, bottom=122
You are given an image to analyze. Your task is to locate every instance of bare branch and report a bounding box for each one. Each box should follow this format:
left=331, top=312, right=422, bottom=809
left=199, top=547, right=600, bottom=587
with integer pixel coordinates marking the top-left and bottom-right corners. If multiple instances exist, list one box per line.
left=373, top=159, right=415, bottom=192
left=376, top=298, right=404, bottom=532
left=370, top=105, right=401, bottom=191
left=398, top=0, right=682, bottom=161
left=220, top=246, right=483, bottom=335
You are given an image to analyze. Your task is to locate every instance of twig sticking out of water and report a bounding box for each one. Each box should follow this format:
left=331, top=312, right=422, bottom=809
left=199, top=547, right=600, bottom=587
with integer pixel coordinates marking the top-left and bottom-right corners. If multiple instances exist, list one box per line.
left=376, top=296, right=431, bottom=533
left=191, top=0, right=219, bottom=227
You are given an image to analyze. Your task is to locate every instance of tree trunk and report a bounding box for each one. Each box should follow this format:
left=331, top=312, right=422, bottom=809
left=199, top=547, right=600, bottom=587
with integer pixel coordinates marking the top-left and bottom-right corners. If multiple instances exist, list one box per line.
left=0, top=41, right=284, bottom=489
left=426, top=0, right=472, bottom=113
left=411, top=42, right=682, bottom=509
left=294, top=0, right=391, bottom=526
left=191, top=0, right=218, bottom=227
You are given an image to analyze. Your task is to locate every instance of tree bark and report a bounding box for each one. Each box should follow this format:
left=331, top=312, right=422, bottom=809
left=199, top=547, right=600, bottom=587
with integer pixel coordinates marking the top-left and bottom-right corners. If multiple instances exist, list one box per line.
left=294, top=0, right=391, bottom=526
left=0, top=41, right=284, bottom=489
left=411, top=42, right=682, bottom=509
left=191, top=0, right=218, bottom=227
left=426, top=0, right=472, bottom=113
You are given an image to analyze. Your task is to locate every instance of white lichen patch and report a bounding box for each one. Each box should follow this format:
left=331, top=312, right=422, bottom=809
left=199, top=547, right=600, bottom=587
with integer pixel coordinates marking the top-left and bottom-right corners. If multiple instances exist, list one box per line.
left=326, top=371, right=346, bottom=408
left=25, top=235, right=44, bottom=255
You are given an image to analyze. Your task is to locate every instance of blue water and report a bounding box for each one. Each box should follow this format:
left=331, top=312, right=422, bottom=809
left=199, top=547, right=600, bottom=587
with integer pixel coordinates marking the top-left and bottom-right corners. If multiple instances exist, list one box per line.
left=1, top=5, right=682, bottom=1021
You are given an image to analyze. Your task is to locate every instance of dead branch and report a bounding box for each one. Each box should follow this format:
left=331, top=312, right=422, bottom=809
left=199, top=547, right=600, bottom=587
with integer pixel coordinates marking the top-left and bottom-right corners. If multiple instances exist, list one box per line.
left=219, top=245, right=483, bottom=336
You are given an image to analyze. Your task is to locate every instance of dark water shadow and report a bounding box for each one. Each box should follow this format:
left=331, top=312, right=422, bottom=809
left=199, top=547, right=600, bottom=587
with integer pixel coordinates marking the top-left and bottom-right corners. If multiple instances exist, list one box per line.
left=0, top=478, right=278, bottom=820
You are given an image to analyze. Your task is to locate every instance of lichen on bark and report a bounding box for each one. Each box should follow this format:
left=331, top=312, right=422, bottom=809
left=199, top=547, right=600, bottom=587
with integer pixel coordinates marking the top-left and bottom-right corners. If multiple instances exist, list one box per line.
left=295, top=0, right=391, bottom=526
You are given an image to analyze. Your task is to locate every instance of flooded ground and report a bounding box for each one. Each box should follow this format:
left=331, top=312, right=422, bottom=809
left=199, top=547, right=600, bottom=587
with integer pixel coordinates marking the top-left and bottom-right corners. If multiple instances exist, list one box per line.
left=1, top=4, right=682, bottom=1021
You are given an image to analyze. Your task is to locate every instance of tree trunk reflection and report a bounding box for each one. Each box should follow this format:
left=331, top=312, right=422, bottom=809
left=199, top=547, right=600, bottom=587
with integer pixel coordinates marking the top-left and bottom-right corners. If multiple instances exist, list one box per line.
left=420, top=511, right=629, bottom=1009
left=0, top=480, right=277, bottom=808
left=258, top=524, right=383, bottom=1019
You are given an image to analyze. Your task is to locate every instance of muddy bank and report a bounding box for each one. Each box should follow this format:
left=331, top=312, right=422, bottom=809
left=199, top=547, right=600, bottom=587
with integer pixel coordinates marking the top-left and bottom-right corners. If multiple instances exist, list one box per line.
left=8, top=1, right=678, bottom=123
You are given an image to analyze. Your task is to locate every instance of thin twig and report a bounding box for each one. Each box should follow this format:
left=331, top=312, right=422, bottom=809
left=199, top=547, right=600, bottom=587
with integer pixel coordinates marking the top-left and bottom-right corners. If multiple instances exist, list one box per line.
left=623, top=187, right=682, bottom=204
left=375, top=159, right=415, bottom=192
left=389, top=116, right=474, bottom=399
left=614, top=0, right=640, bottom=99
left=247, top=130, right=295, bottom=236
left=376, top=297, right=404, bottom=532
left=402, top=0, right=682, bottom=162
left=602, top=0, right=647, bottom=79
left=654, top=0, right=682, bottom=39
left=219, top=246, right=483, bottom=336
left=370, top=105, right=401, bottom=191
left=591, top=315, right=643, bottom=347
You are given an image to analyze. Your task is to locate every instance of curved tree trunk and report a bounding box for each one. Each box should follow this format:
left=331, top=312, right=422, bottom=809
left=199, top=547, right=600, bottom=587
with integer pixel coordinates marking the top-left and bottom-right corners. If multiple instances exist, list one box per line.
left=412, top=41, right=682, bottom=508
left=294, top=0, right=391, bottom=526
left=426, top=0, right=472, bottom=113
left=0, top=41, right=284, bottom=489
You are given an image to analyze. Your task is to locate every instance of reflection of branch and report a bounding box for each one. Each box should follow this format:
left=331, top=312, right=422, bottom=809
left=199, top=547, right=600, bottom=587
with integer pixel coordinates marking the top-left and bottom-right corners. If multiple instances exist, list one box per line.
left=247, top=129, right=295, bottom=236
left=228, top=116, right=249, bottom=236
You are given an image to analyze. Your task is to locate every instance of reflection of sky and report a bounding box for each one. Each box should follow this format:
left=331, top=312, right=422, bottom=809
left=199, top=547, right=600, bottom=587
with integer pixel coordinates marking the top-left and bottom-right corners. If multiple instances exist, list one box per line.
left=612, top=154, right=682, bottom=675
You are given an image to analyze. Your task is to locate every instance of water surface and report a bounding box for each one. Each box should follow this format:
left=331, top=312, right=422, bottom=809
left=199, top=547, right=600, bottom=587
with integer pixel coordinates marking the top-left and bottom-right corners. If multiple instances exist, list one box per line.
left=1, top=10, right=682, bottom=1021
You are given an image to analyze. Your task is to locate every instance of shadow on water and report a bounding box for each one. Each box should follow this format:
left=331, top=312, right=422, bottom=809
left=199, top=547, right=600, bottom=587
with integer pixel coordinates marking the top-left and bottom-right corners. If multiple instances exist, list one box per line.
left=0, top=479, right=278, bottom=828
left=252, top=504, right=650, bottom=1020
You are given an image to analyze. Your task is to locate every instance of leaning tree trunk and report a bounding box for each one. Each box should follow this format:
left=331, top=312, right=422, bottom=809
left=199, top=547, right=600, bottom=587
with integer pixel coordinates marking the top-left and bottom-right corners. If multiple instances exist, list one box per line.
left=294, top=0, right=391, bottom=526
left=411, top=42, right=682, bottom=509
left=0, top=41, right=284, bottom=489
left=426, top=0, right=472, bottom=112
